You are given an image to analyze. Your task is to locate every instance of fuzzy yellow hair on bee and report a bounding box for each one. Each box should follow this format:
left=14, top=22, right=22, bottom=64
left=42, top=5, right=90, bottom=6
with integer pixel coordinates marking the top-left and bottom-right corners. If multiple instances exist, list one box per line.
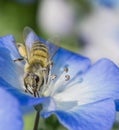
left=15, top=27, right=59, bottom=97
left=17, top=43, right=27, bottom=59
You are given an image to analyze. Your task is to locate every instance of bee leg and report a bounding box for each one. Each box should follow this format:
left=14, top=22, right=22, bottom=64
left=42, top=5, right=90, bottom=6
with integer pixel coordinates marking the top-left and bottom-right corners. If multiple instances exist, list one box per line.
left=25, top=88, right=34, bottom=95
left=33, top=91, right=39, bottom=97
left=24, top=82, right=34, bottom=95
left=33, top=91, right=37, bottom=97
left=36, top=91, right=39, bottom=97
left=49, top=61, right=53, bottom=68
left=13, top=58, right=24, bottom=62
left=14, top=57, right=29, bottom=64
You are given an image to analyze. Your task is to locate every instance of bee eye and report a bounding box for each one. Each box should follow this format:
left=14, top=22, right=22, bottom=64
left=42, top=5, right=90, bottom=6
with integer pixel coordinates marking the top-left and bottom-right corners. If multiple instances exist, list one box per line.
left=27, top=73, right=30, bottom=76
left=33, top=74, right=39, bottom=83
left=35, top=75, right=39, bottom=83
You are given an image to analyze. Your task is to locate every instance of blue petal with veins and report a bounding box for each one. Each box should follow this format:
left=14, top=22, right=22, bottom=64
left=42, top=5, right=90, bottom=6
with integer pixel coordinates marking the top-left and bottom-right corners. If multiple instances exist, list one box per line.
left=0, top=77, right=51, bottom=106
left=0, top=47, right=24, bottom=89
left=0, top=87, right=23, bottom=130
left=53, top=58, right=119, bottom=110
left=41, top=99, right=115, bottom=130
left=0, top=35, right=22, bottom=60
left=52, top=48, right=91, bottom=78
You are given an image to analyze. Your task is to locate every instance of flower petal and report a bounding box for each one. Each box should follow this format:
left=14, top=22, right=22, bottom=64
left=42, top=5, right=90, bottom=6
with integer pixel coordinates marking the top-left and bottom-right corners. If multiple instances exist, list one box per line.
left=52, top=48, right=91, bottom=77
left=0, top=87, right=23, bottom=130
left=0, top=77, right=52, bottom=107
left=0, top=47, right=24, bottom=90
left=54, top=58, right=119, bottom=109
left=94, top=0, right=119, bottom=8
left=80, top=58, right=119, bottom=104
left=0, top=35, right=22, bottom=60
left=42, top=99, right=115, bottom=130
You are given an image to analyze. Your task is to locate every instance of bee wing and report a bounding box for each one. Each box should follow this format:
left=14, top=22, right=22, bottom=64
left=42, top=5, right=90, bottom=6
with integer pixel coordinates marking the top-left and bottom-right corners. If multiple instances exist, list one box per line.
left=23, top=27, right=39, bottom=59
left=23, top=26, right=59, bottom=59
left=45, top=36, right=60, bottom=59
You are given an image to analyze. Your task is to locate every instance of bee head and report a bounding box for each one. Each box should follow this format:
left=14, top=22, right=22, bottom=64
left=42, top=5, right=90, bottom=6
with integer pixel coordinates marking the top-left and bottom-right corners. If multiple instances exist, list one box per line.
left=24, top=73, right=40, bottom=94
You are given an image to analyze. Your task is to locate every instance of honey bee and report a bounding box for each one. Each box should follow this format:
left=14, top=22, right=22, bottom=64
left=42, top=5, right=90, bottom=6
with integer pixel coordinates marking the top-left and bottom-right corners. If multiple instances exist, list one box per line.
left=16, top=27, right=59, bottom=97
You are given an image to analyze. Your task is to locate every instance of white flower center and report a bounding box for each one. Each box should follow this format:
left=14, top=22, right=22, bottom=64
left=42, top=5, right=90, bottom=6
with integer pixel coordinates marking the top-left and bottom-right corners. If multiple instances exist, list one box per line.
left=42, top=67, right=70, bottom=97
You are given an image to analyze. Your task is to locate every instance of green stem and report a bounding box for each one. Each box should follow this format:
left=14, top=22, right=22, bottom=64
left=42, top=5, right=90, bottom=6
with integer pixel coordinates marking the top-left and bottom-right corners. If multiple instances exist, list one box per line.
left=33, top=104, right=42, bottom=130
left=33, top=111, right=40, bottom=130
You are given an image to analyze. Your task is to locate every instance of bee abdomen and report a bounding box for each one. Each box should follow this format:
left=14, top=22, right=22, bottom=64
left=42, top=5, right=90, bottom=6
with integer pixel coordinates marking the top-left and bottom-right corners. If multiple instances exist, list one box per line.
left=30, top=41, right=50, bottom=67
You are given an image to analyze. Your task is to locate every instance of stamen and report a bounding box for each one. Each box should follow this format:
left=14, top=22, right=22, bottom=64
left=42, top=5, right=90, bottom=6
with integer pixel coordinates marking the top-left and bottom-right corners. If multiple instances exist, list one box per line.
left=48, top=67, right=70, bottom=96
left=63, top=77, right=83, bottom=90
left=47, top=62, right=53, bottom=84
left=42, top=79, right=54, bottom=96
left=41, top=63, right=53, bottom=95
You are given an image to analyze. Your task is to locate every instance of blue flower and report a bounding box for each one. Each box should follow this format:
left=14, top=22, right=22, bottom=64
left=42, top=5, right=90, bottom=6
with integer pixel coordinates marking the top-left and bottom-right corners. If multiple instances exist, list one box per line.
left=91, top=0, right=119, bottom=8
left=0, top=33, right=119, bottom=130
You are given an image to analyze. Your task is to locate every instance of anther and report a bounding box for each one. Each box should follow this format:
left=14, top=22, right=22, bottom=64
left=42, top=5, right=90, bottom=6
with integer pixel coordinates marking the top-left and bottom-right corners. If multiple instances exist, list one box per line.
left=51, top=74, right=57, bottom=80
left=64, top=67, right=69, bottom=73
left=65, top=75, right=70, bottom=81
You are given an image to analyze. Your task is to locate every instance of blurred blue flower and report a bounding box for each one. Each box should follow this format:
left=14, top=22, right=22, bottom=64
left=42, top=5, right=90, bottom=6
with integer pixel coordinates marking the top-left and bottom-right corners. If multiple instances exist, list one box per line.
left=92, top=0, right=119, bottom=8
left=0, top=34, right=119, bottom=130
left=78, top=6, right=119, bottom=65
left=37, top=0, right=75, bottom=37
